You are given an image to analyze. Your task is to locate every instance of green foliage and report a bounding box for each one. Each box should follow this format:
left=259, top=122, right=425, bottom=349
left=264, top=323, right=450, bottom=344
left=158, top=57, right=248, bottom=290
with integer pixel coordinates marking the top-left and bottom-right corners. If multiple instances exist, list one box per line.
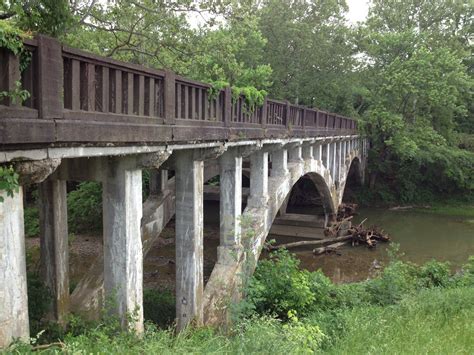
left=143, top=289, right=176, bottom=329
left=24, top=206, right=39, bottom=237
left=67, top=182, right=102, bottom=234
left=0, top=165, right=19, bottom=202
left=26, top=271, right=52, bottom=336
left=245, top=249, right=315, bottom=318
left=0, top=20, right=27, bottom=55
left=1, top=0, right=73, bottom=38
left=357, top=0, right=474, bottom=204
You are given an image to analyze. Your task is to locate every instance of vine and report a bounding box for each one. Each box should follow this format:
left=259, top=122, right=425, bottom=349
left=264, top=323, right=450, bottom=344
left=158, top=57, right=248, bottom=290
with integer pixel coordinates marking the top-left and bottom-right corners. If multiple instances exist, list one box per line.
left=0, top=21, right=31, bottom=104
left=208, top=81, right=267, bottom=115
left=0, top=165, right=20, bottom=202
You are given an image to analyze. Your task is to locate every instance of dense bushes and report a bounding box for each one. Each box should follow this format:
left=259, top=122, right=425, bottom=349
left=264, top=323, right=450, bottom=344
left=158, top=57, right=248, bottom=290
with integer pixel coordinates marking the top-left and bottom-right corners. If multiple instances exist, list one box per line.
left=244, top=248, right=474, bottom=320
left=67, top=182, right=102, bottom=234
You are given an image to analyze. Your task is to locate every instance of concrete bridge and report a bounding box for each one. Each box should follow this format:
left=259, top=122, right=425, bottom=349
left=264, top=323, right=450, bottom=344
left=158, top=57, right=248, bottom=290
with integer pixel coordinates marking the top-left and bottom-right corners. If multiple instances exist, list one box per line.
left=0, top=35, right=367, bottom=346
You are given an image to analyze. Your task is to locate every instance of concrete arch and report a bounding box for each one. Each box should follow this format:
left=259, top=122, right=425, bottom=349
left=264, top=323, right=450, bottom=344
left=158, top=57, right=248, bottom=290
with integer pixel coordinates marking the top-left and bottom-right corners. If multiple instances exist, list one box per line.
left=279, top=171, right=336, bottom=222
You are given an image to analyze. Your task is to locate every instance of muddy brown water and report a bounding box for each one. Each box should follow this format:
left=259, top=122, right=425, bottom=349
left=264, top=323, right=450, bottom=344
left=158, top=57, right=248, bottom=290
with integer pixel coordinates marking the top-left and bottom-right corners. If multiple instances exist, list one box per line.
left=272, top=207, right=474, bottom=283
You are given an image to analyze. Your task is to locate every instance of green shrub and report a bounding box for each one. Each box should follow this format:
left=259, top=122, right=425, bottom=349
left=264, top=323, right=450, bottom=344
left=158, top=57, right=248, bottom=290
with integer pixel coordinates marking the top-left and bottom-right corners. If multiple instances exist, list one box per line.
left=246, top=249, right=315, bottom=318
left=419, top=259, right=451, bottom=288
left=143, top=289, right=176, bottom=329
left=67, top=182, right=102, bottom=233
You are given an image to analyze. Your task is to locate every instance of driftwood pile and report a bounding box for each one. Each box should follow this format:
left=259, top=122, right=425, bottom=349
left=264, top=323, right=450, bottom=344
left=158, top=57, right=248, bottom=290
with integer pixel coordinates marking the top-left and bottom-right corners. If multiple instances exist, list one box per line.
left=268, top=203, right=391, bottom=255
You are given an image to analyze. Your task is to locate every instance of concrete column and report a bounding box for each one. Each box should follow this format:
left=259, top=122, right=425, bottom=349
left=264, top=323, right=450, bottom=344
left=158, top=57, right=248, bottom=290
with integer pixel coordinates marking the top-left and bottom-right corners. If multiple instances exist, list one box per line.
left=332, top=142, right=337, bottom=181
left=219, top=149, right=242, bottom=247
left=150, top=169, right=168, bottom=195
left=39, top=178, right=69, bottom=324
left=314, top=144, right=322, bottom=162
left=0, top=188, right=29, bottom=347
left=270, top=149, right=289, bottom=177
left=248, top=150, right=268, bottom=208
left=326, top=143, right=331, bottom=171
left=175, top=150, right=204, bottom=331
left=103, top=157, right=143, bottom=334
left=336, top=141, right=342, bottom=181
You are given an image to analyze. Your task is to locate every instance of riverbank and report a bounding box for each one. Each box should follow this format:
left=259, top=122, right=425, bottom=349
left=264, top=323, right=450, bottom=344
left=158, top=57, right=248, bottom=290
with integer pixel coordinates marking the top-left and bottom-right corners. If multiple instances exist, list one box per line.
left=8, top=252, right=474, bottom=354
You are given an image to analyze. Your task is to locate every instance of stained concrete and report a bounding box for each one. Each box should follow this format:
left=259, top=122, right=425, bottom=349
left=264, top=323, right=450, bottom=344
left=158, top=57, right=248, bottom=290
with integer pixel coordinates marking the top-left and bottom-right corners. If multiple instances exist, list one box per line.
left=175, top=150, right=204, bottom=331
left=0, top=189, right=29, bottom=347
left=103, top=157, right=144, bottom=333
left=39, top=177, right=69, bottom=323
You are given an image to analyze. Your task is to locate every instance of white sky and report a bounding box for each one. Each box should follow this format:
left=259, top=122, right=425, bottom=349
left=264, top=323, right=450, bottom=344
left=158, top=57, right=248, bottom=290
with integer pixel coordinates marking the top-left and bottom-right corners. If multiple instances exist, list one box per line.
left=346, top=0, right=370, bottom=24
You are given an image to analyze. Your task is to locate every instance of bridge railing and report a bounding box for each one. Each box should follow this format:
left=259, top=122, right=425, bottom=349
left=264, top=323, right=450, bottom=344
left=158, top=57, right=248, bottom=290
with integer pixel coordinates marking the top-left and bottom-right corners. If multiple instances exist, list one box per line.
left=0, top=35, right=357, bottom=147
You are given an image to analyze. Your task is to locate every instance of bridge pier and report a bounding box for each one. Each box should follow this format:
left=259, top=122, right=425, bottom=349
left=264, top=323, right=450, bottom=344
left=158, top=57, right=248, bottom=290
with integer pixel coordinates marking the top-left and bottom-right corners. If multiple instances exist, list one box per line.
left=218, top=149, right=243, bottom=260
left=175, top=150, right=204, bottom=331
left=102, top=157, right=143, bottom=333
left=248, top=150, right=269, bottom=208
left=38, top=176, right=70, bottom=324
left=0, top=189, right=29, bottom=348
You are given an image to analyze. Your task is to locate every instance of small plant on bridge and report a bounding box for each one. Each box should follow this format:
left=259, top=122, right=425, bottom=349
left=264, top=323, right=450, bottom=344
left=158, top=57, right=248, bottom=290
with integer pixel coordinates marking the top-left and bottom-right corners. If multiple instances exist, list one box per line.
left=0, top=165, right=19, bottom=202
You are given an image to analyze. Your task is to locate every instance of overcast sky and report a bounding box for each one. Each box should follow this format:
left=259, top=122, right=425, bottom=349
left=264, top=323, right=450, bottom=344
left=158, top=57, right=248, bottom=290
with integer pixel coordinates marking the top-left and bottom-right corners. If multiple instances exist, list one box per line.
left=346, top=0, right=370, bottom=24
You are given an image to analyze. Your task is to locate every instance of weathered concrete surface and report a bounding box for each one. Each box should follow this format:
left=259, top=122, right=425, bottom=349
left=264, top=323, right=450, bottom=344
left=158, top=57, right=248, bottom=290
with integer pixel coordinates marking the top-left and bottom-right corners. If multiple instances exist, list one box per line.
left=103, top=157, right=144, bottom=333
left=175, top=150, right=204, bottom=331
left=203, top=139, right=363, bottom=325
left=70, top=162, right=220, bottom=316
left=0, top=189, right=29, bottom=348
left=219, top=149, right=242, bottom=247
left=39, top=177, right=69, bottom=324
left=248, top=150, right=269, bottom=208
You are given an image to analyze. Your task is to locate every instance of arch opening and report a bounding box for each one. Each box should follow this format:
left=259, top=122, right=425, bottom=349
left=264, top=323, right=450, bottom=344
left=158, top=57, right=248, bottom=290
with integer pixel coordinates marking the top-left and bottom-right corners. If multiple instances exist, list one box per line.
left=342, top=157, right=363, bottom=203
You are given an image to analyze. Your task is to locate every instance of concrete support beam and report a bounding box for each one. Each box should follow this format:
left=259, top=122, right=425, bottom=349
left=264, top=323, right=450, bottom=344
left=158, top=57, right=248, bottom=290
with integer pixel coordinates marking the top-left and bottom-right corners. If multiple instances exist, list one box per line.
left=103, top=157, right=143, bottom=333
left=0, top=189, right=29, bottom=347
left=219, top=149, right=242, bottom=248
left=332, top=142, right=337, bottom=182
left=326, top=143, right=331, bottom=171
left=39, top=177, right=69, bottom=323
left=314, top=144, right=322, bottom=162
left=248, top=150, right=269, bottom=208
left=175, top=150, right=204, bottom=331
left=337, top=141, right=342, bottom=182
left=270, top=149, right=289, bottom=177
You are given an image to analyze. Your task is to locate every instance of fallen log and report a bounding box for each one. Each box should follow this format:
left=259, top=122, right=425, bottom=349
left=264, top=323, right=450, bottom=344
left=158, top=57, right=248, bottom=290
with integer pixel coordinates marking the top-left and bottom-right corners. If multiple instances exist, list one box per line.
left=313, top=241, right=350, bottom=255
left=268, top=234, right=354, bottom=250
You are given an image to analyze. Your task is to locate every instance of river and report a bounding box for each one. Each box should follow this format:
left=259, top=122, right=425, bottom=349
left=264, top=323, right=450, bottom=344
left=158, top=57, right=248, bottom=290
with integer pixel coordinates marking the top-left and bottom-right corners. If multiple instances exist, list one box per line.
left=274, top=208, right=474, bottom=283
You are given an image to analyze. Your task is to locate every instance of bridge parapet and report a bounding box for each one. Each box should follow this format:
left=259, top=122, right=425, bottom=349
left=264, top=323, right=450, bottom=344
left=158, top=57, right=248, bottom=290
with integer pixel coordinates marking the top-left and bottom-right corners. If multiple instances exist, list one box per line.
left=1, top=35, right=357, bottom=148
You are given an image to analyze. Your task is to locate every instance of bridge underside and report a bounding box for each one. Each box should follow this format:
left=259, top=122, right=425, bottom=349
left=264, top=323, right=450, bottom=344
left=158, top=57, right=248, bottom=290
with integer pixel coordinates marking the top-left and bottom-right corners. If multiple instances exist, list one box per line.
left=0, top=135, right=367, bottom=346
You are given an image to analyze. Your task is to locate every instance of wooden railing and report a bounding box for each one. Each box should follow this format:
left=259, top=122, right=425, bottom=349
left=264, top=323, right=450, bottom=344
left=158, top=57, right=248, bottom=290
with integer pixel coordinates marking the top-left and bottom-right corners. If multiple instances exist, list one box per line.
left=0, top=35, right=357, bottom=147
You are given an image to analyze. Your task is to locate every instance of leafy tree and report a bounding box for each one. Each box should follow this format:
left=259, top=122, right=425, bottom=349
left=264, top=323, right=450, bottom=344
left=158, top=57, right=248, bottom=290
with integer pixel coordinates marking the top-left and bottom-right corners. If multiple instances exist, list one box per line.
left=356, top=0, right=474, bottom=202
left=258, top=0, right=357, bottom=114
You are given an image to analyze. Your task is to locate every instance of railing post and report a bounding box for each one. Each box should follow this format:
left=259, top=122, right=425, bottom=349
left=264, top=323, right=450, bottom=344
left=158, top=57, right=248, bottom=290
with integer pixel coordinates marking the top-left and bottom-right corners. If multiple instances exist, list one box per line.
left=261, top=97, right=267, bottom=129
left=37, top=35, right=63, bottom=119
left=0, top=48, right=20, bottom=106
left=285, top=101, right=291, bottom=130
left=163, top=70, right=176, bottom=125
left=223, top=86, right=232, bottom=126
left=302, top=107, right=306, bottom=130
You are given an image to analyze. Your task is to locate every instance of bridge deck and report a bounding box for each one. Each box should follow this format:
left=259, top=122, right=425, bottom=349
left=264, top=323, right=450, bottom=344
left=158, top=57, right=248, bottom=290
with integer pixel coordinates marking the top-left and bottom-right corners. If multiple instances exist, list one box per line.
left=0, top=35, right=356, bottom=150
